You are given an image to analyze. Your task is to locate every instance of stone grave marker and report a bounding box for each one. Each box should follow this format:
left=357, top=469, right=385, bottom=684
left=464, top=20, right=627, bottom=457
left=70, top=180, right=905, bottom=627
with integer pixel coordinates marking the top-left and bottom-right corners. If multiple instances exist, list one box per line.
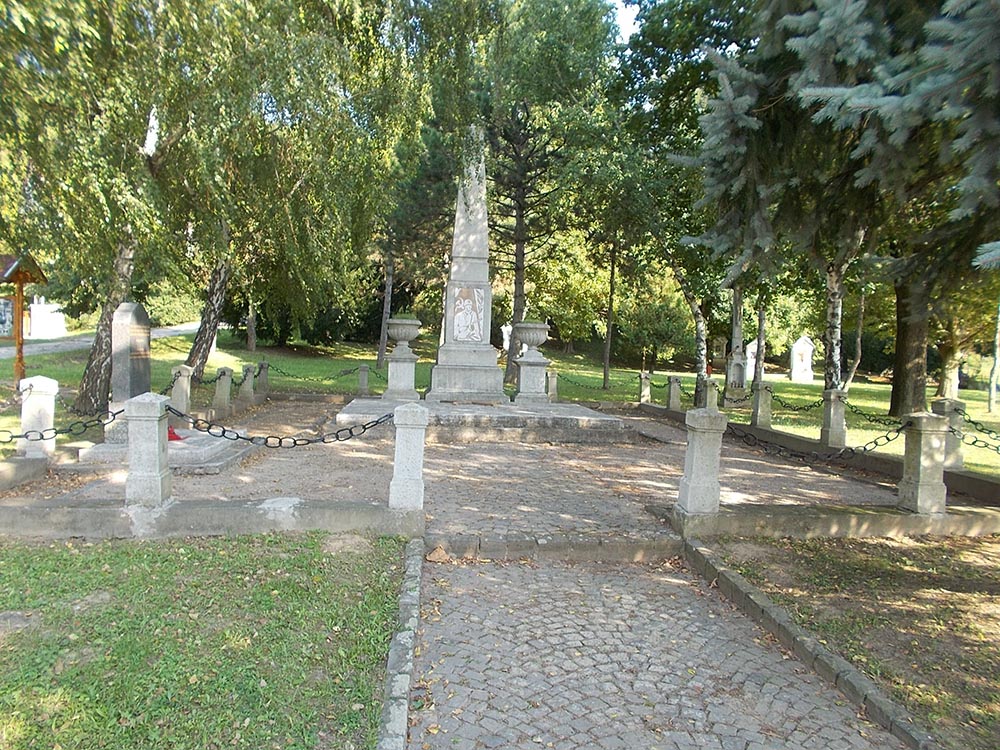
left=789, top=335, right=815, bottom=384
left=107, top=302, right=151, bottom=443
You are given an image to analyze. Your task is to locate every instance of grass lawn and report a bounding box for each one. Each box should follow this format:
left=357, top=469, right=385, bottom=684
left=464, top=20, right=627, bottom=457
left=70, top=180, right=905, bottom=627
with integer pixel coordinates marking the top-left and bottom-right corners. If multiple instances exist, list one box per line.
left=711, top=535, right=1000, bottom=750
left=0, top=532, right=404, bottom=750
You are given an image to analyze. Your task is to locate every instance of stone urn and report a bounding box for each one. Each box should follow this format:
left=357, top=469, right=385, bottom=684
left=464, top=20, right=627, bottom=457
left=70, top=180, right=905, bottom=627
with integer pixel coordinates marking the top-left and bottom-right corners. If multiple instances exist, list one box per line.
left=513, top=321, right=548, bottom=352
left=387, top=317, right=421, bottom=353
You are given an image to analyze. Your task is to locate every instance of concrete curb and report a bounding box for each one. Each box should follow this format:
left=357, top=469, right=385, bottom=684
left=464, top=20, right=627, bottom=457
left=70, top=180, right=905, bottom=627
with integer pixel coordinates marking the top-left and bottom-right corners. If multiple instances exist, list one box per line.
left=425, top=532, right=684, bottom=562
left=0, top=457, right=49, bottom=492
left=681, top=537, right=942, bottom=750
left=376, top=537, right=424, bottom=750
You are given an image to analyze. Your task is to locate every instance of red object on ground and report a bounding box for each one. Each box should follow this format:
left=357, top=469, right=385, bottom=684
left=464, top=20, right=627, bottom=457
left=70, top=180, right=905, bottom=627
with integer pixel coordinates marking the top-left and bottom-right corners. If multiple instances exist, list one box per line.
left=167, top=426, right=185, bottom=441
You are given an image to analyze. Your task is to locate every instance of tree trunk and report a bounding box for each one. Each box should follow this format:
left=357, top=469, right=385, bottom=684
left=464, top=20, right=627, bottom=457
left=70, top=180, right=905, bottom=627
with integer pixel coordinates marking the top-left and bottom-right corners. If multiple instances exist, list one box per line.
left=935, top=337, right=961, bottom=400
left=730, top=285, right=744, bottom=357
left=754, top=295, right=766, bottom=385
left=187, top=251, right=232, bottom=380
left=822, top=264, right=845, bottom=390
left=74, top=234, right=136, bottom=414
left=503, top=186, right=529, bottom=385
left=889, top=276, right=930, bottom=416
left=844, top=287, right=865, bottom=392
left=990, top=293, right=999, bottom=413
left=602, top=236, right=618, bottom=389
left=671, top=261, right=708, bottom=402
left=246, top=298, right=257, bottom=353
left=377, top=243, right=394, bottom=369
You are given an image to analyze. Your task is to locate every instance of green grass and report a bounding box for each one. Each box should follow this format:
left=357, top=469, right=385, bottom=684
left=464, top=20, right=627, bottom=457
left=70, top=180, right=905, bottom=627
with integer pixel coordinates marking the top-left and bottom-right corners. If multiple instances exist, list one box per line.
left=0, top=533, right=404, bottom=750
left=714, top=535, right=1000, bottom=750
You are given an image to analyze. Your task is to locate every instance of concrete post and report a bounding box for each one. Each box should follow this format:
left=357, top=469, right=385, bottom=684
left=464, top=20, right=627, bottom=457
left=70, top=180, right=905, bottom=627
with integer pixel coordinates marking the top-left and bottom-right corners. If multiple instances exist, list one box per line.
left=898, top=412, right=948, bottom=516
left=213, top=367, right=234, bottom=419
left=237, top=364, right=255, bottom=405
left=256, top=362, right=270, bottom=400
left=931, top=397, right=964, bottom=469
left=389, top=403, right=429, bottom=510
left=18, top=376, right=58, bottom=459
left=359, top=365, right=370, bottom=397
left=750, top=381, right=772, bottom=429
left=384, top=348, right=420, bottom=402
left=820, top=389, right=847, bottom=449
left=675, top=381, right=728, bottom=517
left=169, top=365, right=193, bottom=429
left=639, top=372, right=651, bottom=404
left=667, top=377, right=682, bottom=411
left=125, top=393, right=172, bottom=507
left=547, top=370, right=558, bottom=402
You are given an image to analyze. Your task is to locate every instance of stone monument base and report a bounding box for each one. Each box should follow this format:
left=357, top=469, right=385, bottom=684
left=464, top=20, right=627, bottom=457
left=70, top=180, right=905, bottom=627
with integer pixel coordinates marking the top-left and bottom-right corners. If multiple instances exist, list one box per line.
left=75, top=429, right=251, bottom=474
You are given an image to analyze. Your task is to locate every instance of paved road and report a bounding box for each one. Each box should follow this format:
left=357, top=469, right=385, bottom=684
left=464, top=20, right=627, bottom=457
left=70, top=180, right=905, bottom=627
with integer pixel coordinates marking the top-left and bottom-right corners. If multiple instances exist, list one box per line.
left=408, top=558, right=904, bottom=750
left=0, top=321, right=200, bottom=359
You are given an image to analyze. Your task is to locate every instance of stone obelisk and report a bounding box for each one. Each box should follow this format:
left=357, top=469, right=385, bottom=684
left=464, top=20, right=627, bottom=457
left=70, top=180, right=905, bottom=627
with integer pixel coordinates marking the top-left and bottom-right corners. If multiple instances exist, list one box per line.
left=425, top=131, right=507, bottom=404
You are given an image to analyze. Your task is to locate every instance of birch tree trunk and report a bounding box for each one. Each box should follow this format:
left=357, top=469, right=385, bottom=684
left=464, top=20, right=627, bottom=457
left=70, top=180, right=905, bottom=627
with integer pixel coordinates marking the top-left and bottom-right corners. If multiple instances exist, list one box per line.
left=74, top=234, right=137, bottom=414
left=822, top=263, right=845, bottom=390
left=186, top=249, right=232, bottom=380
left=602, top=236, right=618, bottom=389
left=503, top=186, right=529, bottom=385
left=671, top=262, right=707, bottom=405
left=246, top=298, right=257, bottom=353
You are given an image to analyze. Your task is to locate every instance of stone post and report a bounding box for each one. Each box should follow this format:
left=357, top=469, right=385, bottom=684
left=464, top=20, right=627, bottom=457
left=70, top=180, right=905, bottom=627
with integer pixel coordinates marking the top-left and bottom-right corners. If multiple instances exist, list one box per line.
left=169, top=365, right=193, bottom=429
left=358, top=365, right=370, bottom=397
left=237, top=364, right=255, bottom=405
left=675, top=381, right=728, bottom=517
left=750, top=381, right=772, bottom=429
left=820, top=389, right=847, bottom=449
left=213, top=367, right=234, bottom=419
left=639, top=372, right=651, bottom=404
left=931, top=398, right=964, bottom=469
left=667, top=377, right=682, bottom=411
left=18, top=375, right=58, bottom=459
left=256, top=362, right=270, bottom=400
left=898, top=412, right=948, bottom=516
left=125, top=393, right=172, bottom=507
left=389, top=403, right=429, bottom=510
left=513, top=322, right=550, bottom=405
left=384, top=321, right=421, bottom=402
left=547, top=370, right=558, bottom=402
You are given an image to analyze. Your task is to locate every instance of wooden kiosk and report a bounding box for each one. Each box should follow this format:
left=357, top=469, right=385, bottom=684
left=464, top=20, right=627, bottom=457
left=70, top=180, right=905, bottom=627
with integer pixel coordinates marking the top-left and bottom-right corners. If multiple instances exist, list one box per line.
left=0, top=253, right=48, bottom=384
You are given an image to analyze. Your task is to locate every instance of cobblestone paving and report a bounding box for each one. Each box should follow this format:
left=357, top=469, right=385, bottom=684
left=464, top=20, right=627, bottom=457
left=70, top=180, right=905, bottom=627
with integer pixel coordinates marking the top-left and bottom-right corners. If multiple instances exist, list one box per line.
left=408, top=559, right=905, bottom=750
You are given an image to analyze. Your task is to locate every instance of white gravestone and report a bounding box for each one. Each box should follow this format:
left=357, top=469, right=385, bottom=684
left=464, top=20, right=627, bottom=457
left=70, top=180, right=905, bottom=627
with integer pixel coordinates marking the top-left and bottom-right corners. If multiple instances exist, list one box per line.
left=746, top=339, right=759, bottom=382
left=789, top=335, right=815, bottom=384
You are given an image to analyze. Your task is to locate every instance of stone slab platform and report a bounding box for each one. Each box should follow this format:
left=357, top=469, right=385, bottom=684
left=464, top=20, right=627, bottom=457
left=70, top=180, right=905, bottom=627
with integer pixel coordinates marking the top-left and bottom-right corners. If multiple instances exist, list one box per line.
left=70, top=428, right=253, bottom=474
left=337, top=398, right=631, bottom=443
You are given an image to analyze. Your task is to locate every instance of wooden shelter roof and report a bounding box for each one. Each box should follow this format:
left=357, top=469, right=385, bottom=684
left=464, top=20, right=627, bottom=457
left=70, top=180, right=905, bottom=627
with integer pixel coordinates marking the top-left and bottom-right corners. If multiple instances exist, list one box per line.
left=0, top=253, right=47, bottom=285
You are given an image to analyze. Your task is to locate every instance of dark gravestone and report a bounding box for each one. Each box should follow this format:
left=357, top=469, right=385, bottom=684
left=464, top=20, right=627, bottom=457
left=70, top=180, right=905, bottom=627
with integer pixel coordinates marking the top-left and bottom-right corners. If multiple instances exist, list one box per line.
left=112, top=303, right=151, bottom=401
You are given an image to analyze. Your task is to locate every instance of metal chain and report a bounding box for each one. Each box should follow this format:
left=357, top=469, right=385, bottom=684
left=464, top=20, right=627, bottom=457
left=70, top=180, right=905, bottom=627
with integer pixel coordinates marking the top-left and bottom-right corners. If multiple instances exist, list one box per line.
left=678, top=382, right=695, bottom=399
left=843, top=399, right=901, bottom=427
left=764, top=385, right=824, bottom=412
left=955, top=407, right=1000, bottom=442
left=158, top=370, right=182, bottom=395
left=165, top=406, right=393, bottom=447
left=192, top=371, right=221, bottom=386
left=0, top=409, right=123, bottom=444
left=649, top=380, right=668, bottom=390
left=725, top=421, right=909, bottom=465
left=559, top=373, right=622, bottom=391
left=266, top=363, right=361, bottom=385
left=950, top=426, right=1000, bottom=455
left=0, top=384, right=30, bottom=413
left=725, top=392, right=753, bottom=405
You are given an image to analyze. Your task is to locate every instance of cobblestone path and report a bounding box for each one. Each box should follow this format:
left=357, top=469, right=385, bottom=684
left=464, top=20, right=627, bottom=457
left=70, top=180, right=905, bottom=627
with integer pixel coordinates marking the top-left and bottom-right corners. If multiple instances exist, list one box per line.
left=408, top=559, right=904, bottom=750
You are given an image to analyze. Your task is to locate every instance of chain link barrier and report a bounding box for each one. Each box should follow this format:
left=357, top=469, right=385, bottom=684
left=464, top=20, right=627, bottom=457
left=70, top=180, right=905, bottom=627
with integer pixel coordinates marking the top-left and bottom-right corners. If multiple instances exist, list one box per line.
left=678, top=382, right=696, bottom=399
left=725, top=420, right=910, bottom=465
left=558, top=373, right=626, bottom=392
left=0, top=409, right=123, bottom=444
left=842, top=398, right=901, bottom=427
left=165, top=406, right=393, bottom=447
left=266, top=363, right=363, bottom=386
left=725, top=392, right=753, bottom=405
left=192, top=371, right=221, bottom=386
left=764, top=385, right=823, bottom=413
left=0, top=384, right=30, bottom=413
left=158, top=370, right=182, bottom=396
left=955, top=407, right=1000, bottom=442
left=950, top=426, right=1000, bottom=456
